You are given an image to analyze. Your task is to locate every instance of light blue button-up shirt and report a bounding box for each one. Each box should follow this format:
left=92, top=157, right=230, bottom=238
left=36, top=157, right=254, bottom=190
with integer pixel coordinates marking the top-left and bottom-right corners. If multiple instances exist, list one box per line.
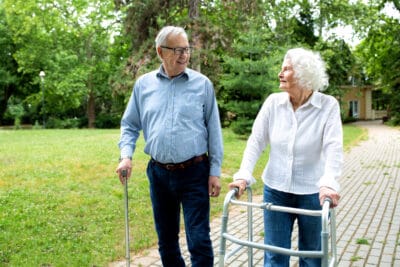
left=119, top=66, right=223, bottom=177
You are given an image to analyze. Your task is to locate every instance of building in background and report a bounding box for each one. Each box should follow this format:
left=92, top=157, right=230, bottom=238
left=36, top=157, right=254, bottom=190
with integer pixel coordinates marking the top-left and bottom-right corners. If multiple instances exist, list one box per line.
left=341, top=86, right=388, bottom=121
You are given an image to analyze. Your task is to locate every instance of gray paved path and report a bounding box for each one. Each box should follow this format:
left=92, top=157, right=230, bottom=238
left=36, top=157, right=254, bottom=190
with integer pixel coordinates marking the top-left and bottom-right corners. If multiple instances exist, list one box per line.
left=110, top=120, right=400, bottom=266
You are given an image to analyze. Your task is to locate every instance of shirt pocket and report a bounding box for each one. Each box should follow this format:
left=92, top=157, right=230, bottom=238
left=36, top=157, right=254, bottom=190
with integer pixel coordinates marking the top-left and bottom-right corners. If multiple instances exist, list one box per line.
left=178, top=100, right=204, bottom=121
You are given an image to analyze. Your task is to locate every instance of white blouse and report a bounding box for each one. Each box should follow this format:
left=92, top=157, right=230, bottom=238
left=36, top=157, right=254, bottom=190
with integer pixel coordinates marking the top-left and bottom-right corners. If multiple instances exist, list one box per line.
left=233, top=91, right=343, bottom=194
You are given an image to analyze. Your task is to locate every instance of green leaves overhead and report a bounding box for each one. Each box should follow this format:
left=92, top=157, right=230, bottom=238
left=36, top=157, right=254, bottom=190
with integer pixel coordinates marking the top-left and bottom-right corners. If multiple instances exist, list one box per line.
left=1, top=0, right=399, bottom=127
left=356, top=10, right=400, bottom=123
left=1, top=0, right=124, bottom=127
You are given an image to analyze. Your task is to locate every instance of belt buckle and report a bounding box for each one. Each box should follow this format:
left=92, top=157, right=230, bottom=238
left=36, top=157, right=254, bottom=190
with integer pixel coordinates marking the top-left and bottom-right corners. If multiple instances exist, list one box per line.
left=165, top=164, right=175, bottom=171
left=178, top=163, right=186, bottom=169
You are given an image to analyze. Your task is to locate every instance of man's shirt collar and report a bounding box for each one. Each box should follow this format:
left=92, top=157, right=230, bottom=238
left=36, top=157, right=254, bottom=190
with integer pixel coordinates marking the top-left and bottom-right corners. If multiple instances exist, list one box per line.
left=156, top=65, right=189, bottom=80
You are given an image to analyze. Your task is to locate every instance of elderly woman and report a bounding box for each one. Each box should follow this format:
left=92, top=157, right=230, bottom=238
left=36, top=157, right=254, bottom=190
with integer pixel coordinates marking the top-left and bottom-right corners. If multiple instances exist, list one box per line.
left=229, top=47, right=343, bottom=267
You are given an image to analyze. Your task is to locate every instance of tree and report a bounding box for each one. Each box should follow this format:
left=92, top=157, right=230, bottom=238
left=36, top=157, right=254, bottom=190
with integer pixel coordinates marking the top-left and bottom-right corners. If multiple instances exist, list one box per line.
left=0, top=7, right=20, bottom=125
left=111, top=0, right=185, bottom=100
left=315, top=38, right=356, bottom=121
left=2, top=0, right=397, bottom=128
left=2, top=0, right=125, bottom=128
left=218, top=23, right=283, bottom=134
left=356, top=12, right=400, bottom=124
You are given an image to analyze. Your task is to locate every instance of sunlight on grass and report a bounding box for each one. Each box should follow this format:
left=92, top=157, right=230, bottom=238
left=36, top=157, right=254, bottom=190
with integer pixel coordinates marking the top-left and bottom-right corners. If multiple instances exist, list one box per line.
left=343, top=124, right=368, bottom=151
left=0, top=124, right=365, bottom=266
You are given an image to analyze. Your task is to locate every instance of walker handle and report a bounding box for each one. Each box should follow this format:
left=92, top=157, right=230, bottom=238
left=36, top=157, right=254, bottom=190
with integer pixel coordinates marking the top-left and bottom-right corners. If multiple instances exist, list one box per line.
left=324, top=197, right=333, bottom=208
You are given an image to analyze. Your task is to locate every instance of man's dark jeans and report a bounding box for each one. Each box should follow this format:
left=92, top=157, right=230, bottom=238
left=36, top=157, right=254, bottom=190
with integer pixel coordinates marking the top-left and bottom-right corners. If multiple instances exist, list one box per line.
left=147, top=159, right=213, bottom=267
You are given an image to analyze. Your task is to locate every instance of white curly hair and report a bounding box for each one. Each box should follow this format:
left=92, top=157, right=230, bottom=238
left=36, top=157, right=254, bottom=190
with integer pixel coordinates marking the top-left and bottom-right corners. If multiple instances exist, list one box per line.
left=284, top=48, right=329, bottom=92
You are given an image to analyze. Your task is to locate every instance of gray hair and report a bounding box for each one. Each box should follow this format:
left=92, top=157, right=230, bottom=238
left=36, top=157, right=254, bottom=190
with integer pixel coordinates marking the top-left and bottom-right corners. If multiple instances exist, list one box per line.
left=155, top=26, right=188, bottom=47
left=284, top=48, right=329, bottom=92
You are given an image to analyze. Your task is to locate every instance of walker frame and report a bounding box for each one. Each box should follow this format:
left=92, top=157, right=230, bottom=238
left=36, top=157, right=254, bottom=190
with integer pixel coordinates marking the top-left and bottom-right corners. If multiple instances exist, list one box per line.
left=218, top=187, right=337, bottom=267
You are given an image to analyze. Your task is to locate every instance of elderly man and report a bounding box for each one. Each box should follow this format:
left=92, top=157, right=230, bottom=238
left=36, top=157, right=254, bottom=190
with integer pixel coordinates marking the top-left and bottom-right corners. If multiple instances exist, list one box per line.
left=116, top=26, right=223, bottom=267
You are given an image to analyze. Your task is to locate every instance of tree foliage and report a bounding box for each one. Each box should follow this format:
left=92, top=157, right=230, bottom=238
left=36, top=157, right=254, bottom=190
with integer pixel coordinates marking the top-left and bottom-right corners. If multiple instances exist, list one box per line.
left=218, top=23, right=284, bottom=134
left=2, top=0, right=125, bottom=128
left=1, top=0, right=399, bottom=128
left=355, top=2, right=400, bottom=124
left=0, top=7, right=21, bottom=124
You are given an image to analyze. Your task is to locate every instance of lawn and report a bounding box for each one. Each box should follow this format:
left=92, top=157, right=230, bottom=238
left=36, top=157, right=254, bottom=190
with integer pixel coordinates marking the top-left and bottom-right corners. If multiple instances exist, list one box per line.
left=0, top=124, right=366, bottom=266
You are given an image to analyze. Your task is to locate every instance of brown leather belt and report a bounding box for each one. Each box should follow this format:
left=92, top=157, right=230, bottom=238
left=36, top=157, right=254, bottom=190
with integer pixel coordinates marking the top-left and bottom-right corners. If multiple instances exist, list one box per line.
left=152, top=154, right=208, bottom=171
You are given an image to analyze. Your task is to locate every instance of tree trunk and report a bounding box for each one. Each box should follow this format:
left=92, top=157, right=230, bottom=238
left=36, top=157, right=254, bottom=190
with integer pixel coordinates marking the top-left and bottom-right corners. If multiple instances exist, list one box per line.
left=189, top=0, right=201, bottom=72
left=87, top=89, right=96, bottom=128
left=85, top=34, right=96, bottom=128
left=0, top=84, right=15, bottom=125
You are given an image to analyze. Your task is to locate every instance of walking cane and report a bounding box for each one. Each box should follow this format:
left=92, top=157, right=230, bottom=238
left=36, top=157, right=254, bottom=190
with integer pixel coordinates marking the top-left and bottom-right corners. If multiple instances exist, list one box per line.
left=122, top=169, right=130, bottom=267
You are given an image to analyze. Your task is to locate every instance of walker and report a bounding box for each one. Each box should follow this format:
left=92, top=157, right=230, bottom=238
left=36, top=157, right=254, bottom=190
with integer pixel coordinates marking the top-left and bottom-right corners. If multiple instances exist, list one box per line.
left=218, top=187, right=337, bottom=267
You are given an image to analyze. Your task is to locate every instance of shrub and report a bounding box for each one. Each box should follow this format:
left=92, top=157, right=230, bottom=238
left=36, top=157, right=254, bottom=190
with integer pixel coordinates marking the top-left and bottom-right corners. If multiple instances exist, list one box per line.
left=46, top=117, right=81, bottom=129
left=95, top=113, right=120, bottom=129
left=231, top=119, right=253, bottom=136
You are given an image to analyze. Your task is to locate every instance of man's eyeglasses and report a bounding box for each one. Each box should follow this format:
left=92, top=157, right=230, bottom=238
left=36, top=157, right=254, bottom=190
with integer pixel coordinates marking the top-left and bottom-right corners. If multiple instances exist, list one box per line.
left=161, top=46, right=193, bottom=55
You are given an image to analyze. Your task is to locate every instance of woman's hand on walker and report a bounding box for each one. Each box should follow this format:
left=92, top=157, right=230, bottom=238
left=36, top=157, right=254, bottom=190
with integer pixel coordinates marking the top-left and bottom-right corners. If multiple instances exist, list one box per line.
left=228, top=179, right=247, bottom=199
left=319, top=186, right=340, bottom=207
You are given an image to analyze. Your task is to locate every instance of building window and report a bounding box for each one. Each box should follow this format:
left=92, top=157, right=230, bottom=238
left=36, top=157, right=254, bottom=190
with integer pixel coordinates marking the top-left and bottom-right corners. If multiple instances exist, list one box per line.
left=349, top=100, right=359, bottom=118
left=372, top=90, right=388, bottom=111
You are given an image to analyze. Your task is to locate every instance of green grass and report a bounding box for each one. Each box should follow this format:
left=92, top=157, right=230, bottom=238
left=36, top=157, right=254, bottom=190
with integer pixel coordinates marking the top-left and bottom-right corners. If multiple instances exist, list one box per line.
left=0, top=125, right=365, bottom=266
left=342, top=124, right=368, bottom=151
